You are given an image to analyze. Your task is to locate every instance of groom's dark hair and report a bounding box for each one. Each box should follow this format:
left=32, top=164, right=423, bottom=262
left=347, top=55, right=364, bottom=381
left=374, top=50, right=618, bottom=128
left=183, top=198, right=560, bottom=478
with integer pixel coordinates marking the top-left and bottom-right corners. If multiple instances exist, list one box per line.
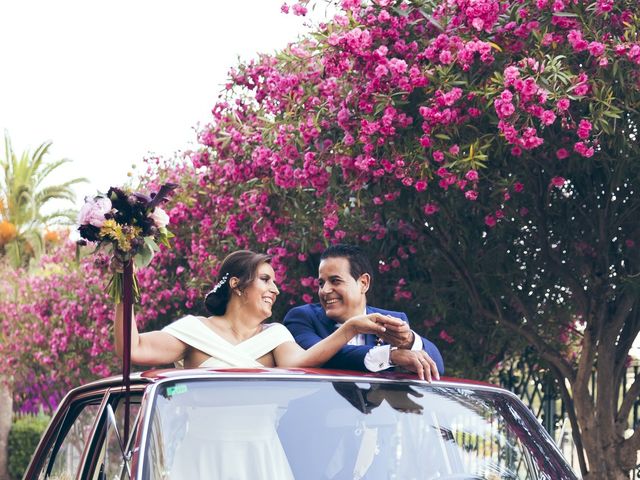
left=320, top=244, right=374, bottom=288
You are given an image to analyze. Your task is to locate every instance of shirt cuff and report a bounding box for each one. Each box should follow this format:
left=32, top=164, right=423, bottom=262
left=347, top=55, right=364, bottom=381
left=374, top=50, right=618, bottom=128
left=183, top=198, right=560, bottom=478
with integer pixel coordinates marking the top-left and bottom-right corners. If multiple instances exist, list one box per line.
left=410, top=331, right=423, bottom=351
left=363, top=345, right=392, bottom=372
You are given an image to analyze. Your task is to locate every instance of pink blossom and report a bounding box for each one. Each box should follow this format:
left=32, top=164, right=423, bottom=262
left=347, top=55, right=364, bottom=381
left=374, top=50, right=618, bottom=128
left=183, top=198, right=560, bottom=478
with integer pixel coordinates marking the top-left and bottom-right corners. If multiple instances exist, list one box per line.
left=577, top=119, right=592, bottom=139
left=550, top=176, right=566, bottom=188
left=292, top=3, right=308, bottom=16
left=439, top=50, right=454, bottom=64
left=465, top=190, right=478, bottom=201
left=540, top=110, right=556, bottom=125
left=494, top=99, right=515, bottom=118
left=423, top=203, right=439, bottom=215
left=415, top=180, right=428, bottom=192
left=556, top=148, right=570, bottom=159
left=504, top=66, right=520, bottom=86
left=465, top=170, right=479, bottom=182
left=596, top=0, right=613, bottom=13
left=374, top=63, right=389, bottom=77
left=567, top=30, right=588, bottom=52
left=574, top=142, right=595, bottom=158
left=514, top=182, right=524, bottom=192
left=484, top=214, right=497, bottom=227
left=556, top=98, right=570, bottom=111
left=588, top=42, right=606, bottom=57
left=439, top=330, right=455, bottom=344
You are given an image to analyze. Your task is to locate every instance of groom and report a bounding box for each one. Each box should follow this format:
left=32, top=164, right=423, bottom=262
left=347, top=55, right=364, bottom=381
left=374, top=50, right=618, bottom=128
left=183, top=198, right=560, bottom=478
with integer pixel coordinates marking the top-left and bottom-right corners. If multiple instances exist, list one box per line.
left=284, top=244, right=444, bottom=381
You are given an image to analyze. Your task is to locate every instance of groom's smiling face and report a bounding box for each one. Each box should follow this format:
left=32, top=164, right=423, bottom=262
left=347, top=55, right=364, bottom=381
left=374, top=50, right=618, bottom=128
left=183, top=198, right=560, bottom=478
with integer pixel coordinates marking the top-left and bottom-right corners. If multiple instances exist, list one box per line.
left=318, top=257, right=369, bottom=323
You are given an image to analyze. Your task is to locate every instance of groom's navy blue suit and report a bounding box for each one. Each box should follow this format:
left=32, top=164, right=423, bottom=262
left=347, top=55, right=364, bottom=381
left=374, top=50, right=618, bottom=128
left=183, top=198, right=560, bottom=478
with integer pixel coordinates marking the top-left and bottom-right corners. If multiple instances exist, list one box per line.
left=284, top=303, right=444, bottom=374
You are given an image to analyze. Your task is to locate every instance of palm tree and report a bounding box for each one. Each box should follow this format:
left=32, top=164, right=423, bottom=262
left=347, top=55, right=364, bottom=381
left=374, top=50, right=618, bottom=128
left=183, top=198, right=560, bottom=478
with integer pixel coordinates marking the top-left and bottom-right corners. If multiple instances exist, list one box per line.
left=0, top=131, right=87, bottom=267
left=0, top=132, right=87, bottom=479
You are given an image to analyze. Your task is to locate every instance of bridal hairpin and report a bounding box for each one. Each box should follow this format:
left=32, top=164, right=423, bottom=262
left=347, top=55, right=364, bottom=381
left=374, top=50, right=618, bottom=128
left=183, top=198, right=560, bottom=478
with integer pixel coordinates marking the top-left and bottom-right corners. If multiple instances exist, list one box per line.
left=208, top=273, right=229, bottom=295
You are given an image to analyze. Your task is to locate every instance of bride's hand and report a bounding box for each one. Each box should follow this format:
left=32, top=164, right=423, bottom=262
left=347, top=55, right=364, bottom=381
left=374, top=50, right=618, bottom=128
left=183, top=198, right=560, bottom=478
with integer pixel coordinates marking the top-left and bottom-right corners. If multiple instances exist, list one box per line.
left=344, top=313, right=404, bottom=336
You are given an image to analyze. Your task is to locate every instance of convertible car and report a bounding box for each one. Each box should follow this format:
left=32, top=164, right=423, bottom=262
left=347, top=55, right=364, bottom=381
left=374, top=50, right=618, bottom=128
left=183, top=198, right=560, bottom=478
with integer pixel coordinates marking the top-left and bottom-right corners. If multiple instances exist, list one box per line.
left=25, top=368, right=579, bottom=479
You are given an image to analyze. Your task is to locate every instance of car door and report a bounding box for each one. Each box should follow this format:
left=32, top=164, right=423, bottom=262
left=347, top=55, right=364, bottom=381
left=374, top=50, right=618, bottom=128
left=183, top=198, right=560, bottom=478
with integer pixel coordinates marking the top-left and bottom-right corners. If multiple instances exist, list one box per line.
left=26, top=384, right=145, bottom=480
left=84, top=388, right=143, bottom=480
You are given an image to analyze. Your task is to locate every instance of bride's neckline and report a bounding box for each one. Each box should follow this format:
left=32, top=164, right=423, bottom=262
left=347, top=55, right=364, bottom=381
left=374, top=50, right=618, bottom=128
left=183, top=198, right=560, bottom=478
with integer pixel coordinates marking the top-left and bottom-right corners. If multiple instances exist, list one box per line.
left=199, top=316, right=266, bottom=346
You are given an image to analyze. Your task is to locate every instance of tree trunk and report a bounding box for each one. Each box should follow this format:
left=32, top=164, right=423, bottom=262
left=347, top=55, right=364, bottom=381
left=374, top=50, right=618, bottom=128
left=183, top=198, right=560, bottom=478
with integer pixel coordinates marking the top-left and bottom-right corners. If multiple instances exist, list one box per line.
left=0, top=375, right=12, bottom=480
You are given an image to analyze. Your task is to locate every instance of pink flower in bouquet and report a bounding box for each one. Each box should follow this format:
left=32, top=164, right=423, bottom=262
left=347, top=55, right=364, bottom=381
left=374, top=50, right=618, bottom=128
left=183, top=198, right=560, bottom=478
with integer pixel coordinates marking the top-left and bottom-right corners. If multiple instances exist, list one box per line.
left=77, top=196, right=112, bottom=228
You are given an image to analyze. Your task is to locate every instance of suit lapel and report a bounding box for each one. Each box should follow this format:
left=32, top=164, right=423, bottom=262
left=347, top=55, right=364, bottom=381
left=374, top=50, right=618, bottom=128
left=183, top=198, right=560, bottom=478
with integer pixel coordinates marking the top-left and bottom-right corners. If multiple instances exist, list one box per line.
left=318, top=308, right=339, bottom=337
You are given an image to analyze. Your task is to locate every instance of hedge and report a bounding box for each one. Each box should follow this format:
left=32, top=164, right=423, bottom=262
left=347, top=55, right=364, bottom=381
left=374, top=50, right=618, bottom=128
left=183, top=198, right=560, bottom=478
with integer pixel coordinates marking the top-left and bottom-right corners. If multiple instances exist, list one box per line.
left=8, top=413, right=50, bottom=480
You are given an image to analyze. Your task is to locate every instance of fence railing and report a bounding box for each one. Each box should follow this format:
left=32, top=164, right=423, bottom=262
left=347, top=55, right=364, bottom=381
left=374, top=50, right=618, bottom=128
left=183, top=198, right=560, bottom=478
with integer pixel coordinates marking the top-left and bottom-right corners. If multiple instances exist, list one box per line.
left=496, top=354, right=640, bottom=479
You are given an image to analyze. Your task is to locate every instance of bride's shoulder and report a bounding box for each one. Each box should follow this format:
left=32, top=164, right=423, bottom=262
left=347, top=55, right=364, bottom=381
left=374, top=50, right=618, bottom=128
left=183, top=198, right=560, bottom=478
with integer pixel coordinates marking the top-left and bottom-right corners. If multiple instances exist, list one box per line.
left=163, top=314, right=206, bottom=329
left=262, top=322, right=295, bottom=339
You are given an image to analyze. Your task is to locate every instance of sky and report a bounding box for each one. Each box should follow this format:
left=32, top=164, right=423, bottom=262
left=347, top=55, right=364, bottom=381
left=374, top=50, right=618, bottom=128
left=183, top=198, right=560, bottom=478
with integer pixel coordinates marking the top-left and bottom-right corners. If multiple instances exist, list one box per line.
left=0, top=0, right=319, bottom=207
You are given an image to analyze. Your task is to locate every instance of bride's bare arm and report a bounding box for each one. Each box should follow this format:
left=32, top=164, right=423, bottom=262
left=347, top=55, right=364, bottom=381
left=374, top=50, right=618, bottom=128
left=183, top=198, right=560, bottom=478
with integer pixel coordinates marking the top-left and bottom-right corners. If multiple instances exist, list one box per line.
left=114, top=303, right=187, bottom=366
left=273, top=313, right=402, bottom=369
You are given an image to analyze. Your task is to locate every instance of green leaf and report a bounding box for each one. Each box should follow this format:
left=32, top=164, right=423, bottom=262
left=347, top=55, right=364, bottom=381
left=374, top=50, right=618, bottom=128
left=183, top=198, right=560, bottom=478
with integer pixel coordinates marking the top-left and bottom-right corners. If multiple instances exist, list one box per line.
left=134, top=237, right=159, bottom=268
left=435, top=133, right=451, bottom=140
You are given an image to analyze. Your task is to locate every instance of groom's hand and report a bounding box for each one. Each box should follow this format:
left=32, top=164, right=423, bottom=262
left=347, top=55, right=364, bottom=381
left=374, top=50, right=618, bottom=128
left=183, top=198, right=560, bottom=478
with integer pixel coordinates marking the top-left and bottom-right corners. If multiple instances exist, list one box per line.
left=390, top=349, right=440, bottom=382
left=377, top=319, right=414, bottom=349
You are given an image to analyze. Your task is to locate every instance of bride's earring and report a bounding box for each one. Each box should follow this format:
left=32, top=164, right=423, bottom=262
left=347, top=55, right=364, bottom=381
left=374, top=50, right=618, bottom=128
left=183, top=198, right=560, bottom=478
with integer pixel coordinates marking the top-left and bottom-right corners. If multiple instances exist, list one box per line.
left=236, top=290, right=242, bottom=296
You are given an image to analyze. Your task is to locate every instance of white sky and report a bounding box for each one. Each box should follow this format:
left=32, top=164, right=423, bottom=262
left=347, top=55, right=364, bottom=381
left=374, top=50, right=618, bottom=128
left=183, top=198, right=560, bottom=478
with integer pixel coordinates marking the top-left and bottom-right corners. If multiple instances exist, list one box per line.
left=0, top=0, right=318, bottom=207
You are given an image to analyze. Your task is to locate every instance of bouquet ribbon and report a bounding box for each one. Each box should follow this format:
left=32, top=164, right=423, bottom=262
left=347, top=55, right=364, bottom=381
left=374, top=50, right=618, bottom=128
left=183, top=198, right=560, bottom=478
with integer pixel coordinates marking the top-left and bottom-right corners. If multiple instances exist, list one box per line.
left=122, top=261, right=134, bottom=441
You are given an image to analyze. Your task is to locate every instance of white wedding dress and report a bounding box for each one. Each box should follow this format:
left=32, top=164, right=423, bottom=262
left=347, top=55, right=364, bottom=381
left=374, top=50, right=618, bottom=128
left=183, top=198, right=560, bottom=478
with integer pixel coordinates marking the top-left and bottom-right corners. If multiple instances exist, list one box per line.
left=161, top=315, right=296, bottom=479
left=162, top=314, right=295, bottom=368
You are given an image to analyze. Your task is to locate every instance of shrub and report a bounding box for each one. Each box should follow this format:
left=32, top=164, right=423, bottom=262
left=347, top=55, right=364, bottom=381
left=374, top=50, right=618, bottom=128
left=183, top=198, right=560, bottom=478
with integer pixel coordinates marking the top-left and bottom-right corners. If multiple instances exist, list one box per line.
left=8, top=413, right=50, bottom=480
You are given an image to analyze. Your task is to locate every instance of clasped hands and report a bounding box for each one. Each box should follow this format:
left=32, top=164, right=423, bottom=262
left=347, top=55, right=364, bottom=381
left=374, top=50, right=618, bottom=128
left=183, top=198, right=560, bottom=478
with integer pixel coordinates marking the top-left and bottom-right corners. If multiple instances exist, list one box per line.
left=345, top=312, right=440, bottom=382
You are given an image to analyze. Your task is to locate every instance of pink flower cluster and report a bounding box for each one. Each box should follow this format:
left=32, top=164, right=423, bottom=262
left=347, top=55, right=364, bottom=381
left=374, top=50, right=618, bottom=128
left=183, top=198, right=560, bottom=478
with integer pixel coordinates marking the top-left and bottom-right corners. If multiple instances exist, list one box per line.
left=0, top=240, right=117, bottom=413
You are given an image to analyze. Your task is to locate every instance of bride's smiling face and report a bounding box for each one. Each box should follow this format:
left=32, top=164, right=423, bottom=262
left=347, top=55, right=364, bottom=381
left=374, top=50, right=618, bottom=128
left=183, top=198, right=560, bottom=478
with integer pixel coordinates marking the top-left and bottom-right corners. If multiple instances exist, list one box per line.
left=241, top=262, right=280, bottom=319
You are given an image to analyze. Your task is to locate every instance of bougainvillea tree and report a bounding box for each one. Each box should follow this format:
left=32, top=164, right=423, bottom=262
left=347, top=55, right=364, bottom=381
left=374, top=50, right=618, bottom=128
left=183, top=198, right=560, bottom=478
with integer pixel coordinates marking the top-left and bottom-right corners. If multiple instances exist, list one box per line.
left=135, top=0, right=639, bottom=477
left=0, top=240, right=117, bottom=413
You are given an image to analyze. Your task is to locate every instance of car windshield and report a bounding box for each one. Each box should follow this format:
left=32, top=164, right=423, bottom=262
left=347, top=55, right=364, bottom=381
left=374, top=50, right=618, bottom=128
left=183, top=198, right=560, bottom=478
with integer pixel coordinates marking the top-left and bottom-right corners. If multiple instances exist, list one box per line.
left=142, top=379, right=577, bottom=480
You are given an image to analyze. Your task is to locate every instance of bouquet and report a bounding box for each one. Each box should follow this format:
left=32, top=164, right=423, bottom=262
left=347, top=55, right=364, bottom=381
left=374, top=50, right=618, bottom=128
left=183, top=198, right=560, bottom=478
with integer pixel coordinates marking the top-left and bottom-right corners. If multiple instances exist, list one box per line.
left=77, top=183, right=177, bottom=303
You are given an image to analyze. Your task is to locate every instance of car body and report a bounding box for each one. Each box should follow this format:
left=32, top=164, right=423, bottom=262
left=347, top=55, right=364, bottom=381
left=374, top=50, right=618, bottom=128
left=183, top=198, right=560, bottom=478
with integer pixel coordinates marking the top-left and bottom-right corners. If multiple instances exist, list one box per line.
left=25, top=368, right=579, bottom=479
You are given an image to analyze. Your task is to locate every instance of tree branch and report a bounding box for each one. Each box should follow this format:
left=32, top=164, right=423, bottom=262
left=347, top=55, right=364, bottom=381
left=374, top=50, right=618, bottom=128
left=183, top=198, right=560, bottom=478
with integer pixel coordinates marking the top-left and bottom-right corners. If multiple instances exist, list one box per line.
left=616, top=373, right=640, bottom=435
left=549, top=363, right=589, bottom=477
left=482, top=295, right=575, bottom=381
left=602, top=292, right=637, bottom=346
left=613, top=308, right=640, bottom=396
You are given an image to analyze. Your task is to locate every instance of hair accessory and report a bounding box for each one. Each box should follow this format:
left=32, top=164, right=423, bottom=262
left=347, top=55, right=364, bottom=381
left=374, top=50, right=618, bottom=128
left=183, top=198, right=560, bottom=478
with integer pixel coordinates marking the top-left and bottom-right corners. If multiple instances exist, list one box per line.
left=208, top=273, right=229, bottom=296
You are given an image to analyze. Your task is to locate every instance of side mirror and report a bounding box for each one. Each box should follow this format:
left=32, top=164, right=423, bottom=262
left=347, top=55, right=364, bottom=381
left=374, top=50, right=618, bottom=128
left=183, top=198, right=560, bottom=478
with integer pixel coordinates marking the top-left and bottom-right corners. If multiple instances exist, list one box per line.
left=106, top=403, right=132, bottom=477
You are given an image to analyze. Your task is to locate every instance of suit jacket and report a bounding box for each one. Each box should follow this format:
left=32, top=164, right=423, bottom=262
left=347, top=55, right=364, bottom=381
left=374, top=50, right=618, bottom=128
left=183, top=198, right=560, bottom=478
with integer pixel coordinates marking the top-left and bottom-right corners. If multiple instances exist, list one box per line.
left=283, top=303, right=444, bottom=374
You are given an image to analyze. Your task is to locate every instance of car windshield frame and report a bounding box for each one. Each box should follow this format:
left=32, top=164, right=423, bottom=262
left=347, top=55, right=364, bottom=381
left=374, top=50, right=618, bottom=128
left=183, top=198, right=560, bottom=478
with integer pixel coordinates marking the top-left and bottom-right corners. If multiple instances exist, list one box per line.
left=136, top=373, right=578, bottom=480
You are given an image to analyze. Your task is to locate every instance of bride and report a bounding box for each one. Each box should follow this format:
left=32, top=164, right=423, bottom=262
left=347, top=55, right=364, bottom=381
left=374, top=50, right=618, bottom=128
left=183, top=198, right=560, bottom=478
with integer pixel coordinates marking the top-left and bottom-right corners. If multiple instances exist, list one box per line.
left=114, top=250, right=402, bottom=369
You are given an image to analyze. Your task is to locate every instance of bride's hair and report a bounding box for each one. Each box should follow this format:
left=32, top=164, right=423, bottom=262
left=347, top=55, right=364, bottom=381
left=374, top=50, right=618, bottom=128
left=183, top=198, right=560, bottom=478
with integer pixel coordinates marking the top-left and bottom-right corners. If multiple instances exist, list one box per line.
left=204, top=250, right=272, bottom=315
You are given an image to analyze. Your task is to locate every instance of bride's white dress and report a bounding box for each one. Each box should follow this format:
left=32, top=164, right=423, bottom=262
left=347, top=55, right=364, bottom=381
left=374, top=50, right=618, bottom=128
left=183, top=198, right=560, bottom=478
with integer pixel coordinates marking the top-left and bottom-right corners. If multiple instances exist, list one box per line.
left=161, top=315, right=296, bottom=479
left=162, top=314, right=295, bottom=368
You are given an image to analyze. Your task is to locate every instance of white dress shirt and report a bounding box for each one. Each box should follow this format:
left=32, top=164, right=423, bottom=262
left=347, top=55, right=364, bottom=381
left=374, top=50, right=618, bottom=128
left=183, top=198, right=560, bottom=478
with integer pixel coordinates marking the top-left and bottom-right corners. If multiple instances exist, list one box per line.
left=336, top=307, right=423, bottom=372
